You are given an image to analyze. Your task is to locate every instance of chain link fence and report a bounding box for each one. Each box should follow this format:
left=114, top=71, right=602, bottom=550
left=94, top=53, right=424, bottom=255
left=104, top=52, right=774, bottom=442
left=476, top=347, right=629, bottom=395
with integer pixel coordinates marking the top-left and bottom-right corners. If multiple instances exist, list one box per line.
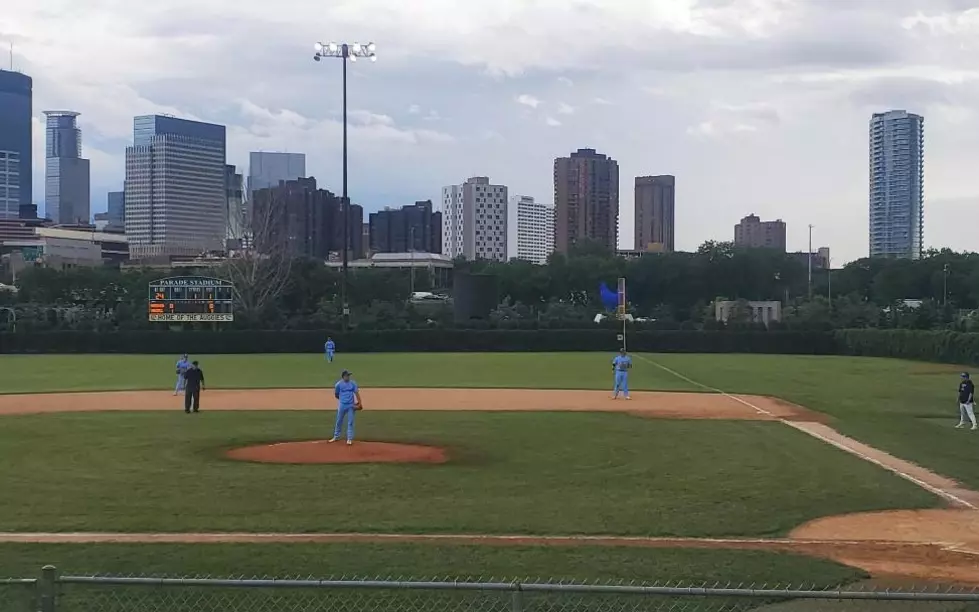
left=4, top=567, right=979, bottom=612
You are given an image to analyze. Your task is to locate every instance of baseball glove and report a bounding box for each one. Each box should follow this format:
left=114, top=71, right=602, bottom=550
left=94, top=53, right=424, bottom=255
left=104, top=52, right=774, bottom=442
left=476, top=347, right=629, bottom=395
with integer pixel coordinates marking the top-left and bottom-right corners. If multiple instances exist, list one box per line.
left=355, top=402, right=364, bottom=411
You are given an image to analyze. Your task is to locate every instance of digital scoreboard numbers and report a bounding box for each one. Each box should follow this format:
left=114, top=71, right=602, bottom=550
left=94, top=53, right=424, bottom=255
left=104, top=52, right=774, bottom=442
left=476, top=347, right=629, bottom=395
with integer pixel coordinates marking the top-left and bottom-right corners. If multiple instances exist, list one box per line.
left=148, top=277, right=235, bottom=322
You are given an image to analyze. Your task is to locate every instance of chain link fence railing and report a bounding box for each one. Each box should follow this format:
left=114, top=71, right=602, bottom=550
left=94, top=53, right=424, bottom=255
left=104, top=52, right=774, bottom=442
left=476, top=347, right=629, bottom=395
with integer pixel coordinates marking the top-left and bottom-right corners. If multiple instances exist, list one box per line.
left=4, top=567, right=979, bottom=612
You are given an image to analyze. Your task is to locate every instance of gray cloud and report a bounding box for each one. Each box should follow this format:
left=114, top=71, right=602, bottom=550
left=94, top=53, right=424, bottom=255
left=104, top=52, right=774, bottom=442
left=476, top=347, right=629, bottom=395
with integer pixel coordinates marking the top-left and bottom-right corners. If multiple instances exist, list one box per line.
left=8, top=0, right=979, bottom=262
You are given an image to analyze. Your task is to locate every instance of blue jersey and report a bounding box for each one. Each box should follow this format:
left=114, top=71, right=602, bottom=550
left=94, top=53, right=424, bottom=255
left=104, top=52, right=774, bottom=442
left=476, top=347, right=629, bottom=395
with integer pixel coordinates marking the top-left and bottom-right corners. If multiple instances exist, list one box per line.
left=326, top=340, right=335, bottom=352
left=334, top=379, right=358, bottom=407
left=612, top=355, right=632, bottom=372
left=176, top=358, right=190, bottom=374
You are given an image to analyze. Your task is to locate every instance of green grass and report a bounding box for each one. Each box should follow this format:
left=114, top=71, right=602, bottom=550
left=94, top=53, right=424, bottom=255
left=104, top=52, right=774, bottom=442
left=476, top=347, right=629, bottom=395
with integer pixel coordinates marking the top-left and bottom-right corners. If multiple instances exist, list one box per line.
left=0, top=353, right=694, bottom=393
left=641, top=354, right=979, bottom=490
left=0, top=411, right=936, bottom=536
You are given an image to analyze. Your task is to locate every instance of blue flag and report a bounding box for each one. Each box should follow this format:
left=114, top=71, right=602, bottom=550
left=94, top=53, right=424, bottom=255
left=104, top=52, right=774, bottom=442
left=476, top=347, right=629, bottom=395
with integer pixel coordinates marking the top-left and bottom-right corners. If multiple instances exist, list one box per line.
left=599, top=282, right=618, bottom=311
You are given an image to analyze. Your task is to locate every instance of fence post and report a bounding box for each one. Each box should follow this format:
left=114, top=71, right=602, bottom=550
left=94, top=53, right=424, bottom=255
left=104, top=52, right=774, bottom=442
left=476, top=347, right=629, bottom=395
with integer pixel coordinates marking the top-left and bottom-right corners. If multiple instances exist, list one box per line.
left=510, top=582, right=523, bottom=612
left=38, top=566, right=57, bottom=612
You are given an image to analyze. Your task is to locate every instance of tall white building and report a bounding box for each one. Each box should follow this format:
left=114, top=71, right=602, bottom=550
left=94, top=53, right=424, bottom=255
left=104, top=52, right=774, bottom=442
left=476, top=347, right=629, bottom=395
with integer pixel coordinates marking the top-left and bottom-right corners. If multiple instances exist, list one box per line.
left=247, top=152, right=306, bottom=196
left=507, top=195, right=554, bottom=264
left=869, top=110, right=924, bottom=259
left=124, top=115, right=227, bottom=258
left=441, top=176, right=508, bottom=261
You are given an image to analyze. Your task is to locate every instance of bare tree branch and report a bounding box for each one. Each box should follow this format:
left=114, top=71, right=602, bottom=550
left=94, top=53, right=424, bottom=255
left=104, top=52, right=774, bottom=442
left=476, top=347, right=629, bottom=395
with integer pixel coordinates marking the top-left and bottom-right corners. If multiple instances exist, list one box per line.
left=220, top=188, right=292, bottom=320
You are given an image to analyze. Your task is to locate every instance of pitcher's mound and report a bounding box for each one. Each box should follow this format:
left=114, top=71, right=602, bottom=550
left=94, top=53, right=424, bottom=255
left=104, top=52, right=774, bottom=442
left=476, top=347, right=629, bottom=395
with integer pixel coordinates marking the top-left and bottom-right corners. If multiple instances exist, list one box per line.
left=226, top=441, right=448, bottom=465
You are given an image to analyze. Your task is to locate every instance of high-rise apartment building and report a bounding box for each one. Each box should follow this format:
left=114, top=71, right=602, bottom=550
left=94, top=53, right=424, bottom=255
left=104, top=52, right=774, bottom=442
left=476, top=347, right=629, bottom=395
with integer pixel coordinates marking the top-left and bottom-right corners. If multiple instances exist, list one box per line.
left=634, top=175, right=675, bottom=252
left=124, top=115, right=227, bottom=258
left=441, top=176, right=508, bottom=261
left=554, top=148, right=619, bottom=253
left=252, top=177, right=362, bottom=259
left=44, top=111, right=91, bottom=225
left=369, top=200, right=442, bottom=254
left=247, top=152, right=306, bottom=196
left=0, top=69, right=32, bottom=219
left=734, top=214, right=787, bottom=251
left=507, top=195, right=554, bottom=264
left=869, top=110, right=924, bottom=259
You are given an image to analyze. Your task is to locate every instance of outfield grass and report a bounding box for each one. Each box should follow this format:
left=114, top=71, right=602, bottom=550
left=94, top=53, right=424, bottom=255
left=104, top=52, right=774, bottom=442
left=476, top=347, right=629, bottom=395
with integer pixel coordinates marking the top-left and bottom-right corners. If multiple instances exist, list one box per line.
left=644, top=354, right=979, bottom=490
left=0, top=411, right=936, bottom=536
left=0, top=353, right=695, bottom=394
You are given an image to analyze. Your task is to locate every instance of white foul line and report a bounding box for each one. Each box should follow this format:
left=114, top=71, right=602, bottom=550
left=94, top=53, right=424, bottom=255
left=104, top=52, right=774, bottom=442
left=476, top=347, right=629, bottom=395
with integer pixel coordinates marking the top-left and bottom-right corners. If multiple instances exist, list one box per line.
left=634, top=354, right=978, bottom=511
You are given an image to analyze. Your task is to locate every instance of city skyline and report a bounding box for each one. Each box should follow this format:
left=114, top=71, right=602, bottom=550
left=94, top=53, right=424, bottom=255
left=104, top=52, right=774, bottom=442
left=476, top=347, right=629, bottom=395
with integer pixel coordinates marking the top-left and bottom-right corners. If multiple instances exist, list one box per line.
left=5, top=1, right=979, bottom=263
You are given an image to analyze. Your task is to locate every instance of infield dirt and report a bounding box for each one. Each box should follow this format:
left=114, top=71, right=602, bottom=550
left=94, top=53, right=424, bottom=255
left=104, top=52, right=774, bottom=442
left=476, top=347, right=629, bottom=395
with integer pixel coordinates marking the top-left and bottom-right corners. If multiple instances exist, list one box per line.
left=1, top=387, right=977, bottom=586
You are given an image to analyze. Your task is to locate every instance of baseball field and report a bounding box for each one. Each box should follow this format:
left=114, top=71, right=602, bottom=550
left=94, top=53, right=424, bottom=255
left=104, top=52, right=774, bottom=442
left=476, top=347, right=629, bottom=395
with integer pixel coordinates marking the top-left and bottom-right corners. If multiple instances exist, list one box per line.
left=1, top=352, right=978, bottom=588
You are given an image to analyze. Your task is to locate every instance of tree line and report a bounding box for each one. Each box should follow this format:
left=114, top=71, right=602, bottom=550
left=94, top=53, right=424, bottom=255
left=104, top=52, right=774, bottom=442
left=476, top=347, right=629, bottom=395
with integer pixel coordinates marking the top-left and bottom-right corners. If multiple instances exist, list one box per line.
left=2, top=240, right=979, bottom=332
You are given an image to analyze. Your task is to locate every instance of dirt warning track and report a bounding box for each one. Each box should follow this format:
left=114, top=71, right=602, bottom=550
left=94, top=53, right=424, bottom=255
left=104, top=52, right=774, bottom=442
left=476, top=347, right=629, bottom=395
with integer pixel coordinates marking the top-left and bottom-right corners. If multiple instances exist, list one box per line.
left=1, top=387, right=978, bottom=585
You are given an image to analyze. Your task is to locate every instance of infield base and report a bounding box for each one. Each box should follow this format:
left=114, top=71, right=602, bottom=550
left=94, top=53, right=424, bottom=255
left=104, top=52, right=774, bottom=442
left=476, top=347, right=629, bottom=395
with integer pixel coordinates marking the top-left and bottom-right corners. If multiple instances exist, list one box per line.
left=226, top=441, right=448, bottom=465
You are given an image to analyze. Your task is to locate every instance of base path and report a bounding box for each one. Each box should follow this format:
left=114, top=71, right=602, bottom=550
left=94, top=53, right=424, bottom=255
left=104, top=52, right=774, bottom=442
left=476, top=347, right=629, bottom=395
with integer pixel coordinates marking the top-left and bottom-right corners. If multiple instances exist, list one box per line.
left=0, top=388, right=818, bottom=420
left=2, top=387, right=979, bottom=585
left=1, top=517, right=977, bottom=585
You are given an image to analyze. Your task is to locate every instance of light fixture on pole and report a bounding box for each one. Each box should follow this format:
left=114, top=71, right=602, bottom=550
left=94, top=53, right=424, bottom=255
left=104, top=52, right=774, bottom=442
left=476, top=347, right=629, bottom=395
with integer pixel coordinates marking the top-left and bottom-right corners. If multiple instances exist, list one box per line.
left=312, top=40, right=377, bottom=327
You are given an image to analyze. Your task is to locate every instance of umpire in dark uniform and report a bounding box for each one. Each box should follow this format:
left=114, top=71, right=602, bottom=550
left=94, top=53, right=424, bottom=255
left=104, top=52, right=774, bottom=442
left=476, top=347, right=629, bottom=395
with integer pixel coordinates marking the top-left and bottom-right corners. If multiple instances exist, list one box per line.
left=183, top=361, right=205, bottom=413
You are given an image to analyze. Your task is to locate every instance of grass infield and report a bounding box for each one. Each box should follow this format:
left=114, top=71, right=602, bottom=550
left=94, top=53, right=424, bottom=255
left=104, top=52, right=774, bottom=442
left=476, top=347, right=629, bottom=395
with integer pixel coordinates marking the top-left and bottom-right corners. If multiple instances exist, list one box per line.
left=0, top=411, right=937, bottom=536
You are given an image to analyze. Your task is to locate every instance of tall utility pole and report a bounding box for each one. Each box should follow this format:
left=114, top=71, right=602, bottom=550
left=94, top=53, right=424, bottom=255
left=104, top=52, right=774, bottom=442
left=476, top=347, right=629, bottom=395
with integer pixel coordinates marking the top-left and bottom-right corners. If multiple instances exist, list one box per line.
left=807, top=224, right=814, bottom=300
left=313, top=40, right=377, bottom=327
left=943, top=263, right=950, bottom=307
left=409, top=226, right=416, bottom=296
left=827, top=257, right=832, bottom=313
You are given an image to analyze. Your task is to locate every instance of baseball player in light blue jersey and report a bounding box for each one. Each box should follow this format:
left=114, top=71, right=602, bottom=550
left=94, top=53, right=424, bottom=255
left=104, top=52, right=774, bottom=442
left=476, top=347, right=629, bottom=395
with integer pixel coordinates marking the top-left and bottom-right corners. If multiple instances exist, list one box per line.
left=173, top=354, right=191, bottom=396
left=329, top=369, right=362, bottom=445
left=611, top=348, right=632, bottom=400
left=325, top=337, right=336, bottom=362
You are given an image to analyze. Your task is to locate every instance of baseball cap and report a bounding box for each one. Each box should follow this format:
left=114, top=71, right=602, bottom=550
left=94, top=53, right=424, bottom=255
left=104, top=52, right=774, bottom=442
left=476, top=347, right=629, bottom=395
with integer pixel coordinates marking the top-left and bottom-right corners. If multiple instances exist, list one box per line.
left=341, top=369, right=353, bottom=377
left=962, top=372, right=970, bottom=379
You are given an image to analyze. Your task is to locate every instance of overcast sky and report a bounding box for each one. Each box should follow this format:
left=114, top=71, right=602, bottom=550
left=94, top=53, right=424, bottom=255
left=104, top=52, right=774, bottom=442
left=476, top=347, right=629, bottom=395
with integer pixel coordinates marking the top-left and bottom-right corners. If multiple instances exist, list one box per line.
left=5, top=0, right=979, bottom=263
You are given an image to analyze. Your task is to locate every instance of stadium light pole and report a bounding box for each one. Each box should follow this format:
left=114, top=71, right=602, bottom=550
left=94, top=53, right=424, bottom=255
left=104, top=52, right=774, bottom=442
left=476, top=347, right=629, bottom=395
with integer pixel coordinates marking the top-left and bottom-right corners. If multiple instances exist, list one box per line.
left=313, top=40, right=377, bottom=327
left=807, top=224, right=814, bottom=300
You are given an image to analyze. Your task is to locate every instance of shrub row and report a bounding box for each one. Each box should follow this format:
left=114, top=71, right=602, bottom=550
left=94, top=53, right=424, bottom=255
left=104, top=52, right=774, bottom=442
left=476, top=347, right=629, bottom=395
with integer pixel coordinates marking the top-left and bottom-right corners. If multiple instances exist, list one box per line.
left=834, top=330, right=979, bottom=366
left=0, top=330, right=838, bottom=355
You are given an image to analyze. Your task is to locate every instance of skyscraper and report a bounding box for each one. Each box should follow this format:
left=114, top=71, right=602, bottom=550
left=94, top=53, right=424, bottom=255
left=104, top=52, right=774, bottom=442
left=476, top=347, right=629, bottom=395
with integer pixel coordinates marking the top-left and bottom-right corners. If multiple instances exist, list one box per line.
left=124, top=115, right=227, bottom=257
left=44, top=111, right=91, bottom=225
left=369, top=200, right=442, bottom=254
left=553, top=148, right=619, bottom=253
left=869, top=110, right=924, bottom=259
left=247, top=152, right=306, bottom=197
left=225, top=164, right=244, bottom=243
left=442, top=176, right=508, bottom=261
left=106, top=191, right=124, bottom=230
left=0, top=69, right=32, bottom=219
left=634, top=175, right=675, bottom=252
left=507, top=195, right=554, bottom=264
left=734, top=214, right=786, bottom=251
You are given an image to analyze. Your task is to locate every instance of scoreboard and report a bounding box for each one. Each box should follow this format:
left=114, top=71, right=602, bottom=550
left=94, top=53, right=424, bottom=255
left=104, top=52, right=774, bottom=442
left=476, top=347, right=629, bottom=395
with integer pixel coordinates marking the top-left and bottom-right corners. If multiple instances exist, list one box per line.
left=148, top=277, right=235, bottom=322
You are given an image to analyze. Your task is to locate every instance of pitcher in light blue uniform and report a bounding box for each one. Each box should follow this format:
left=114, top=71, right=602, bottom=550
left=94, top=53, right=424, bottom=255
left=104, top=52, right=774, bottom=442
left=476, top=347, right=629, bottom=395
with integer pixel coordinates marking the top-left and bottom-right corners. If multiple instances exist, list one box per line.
left=611, top=348, right=632, bottom=400
left=325, top=338, right=336, bottom=362
left=329, top=369, right=362, bottom=445
left=173, top=354, right=190, bottom=396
